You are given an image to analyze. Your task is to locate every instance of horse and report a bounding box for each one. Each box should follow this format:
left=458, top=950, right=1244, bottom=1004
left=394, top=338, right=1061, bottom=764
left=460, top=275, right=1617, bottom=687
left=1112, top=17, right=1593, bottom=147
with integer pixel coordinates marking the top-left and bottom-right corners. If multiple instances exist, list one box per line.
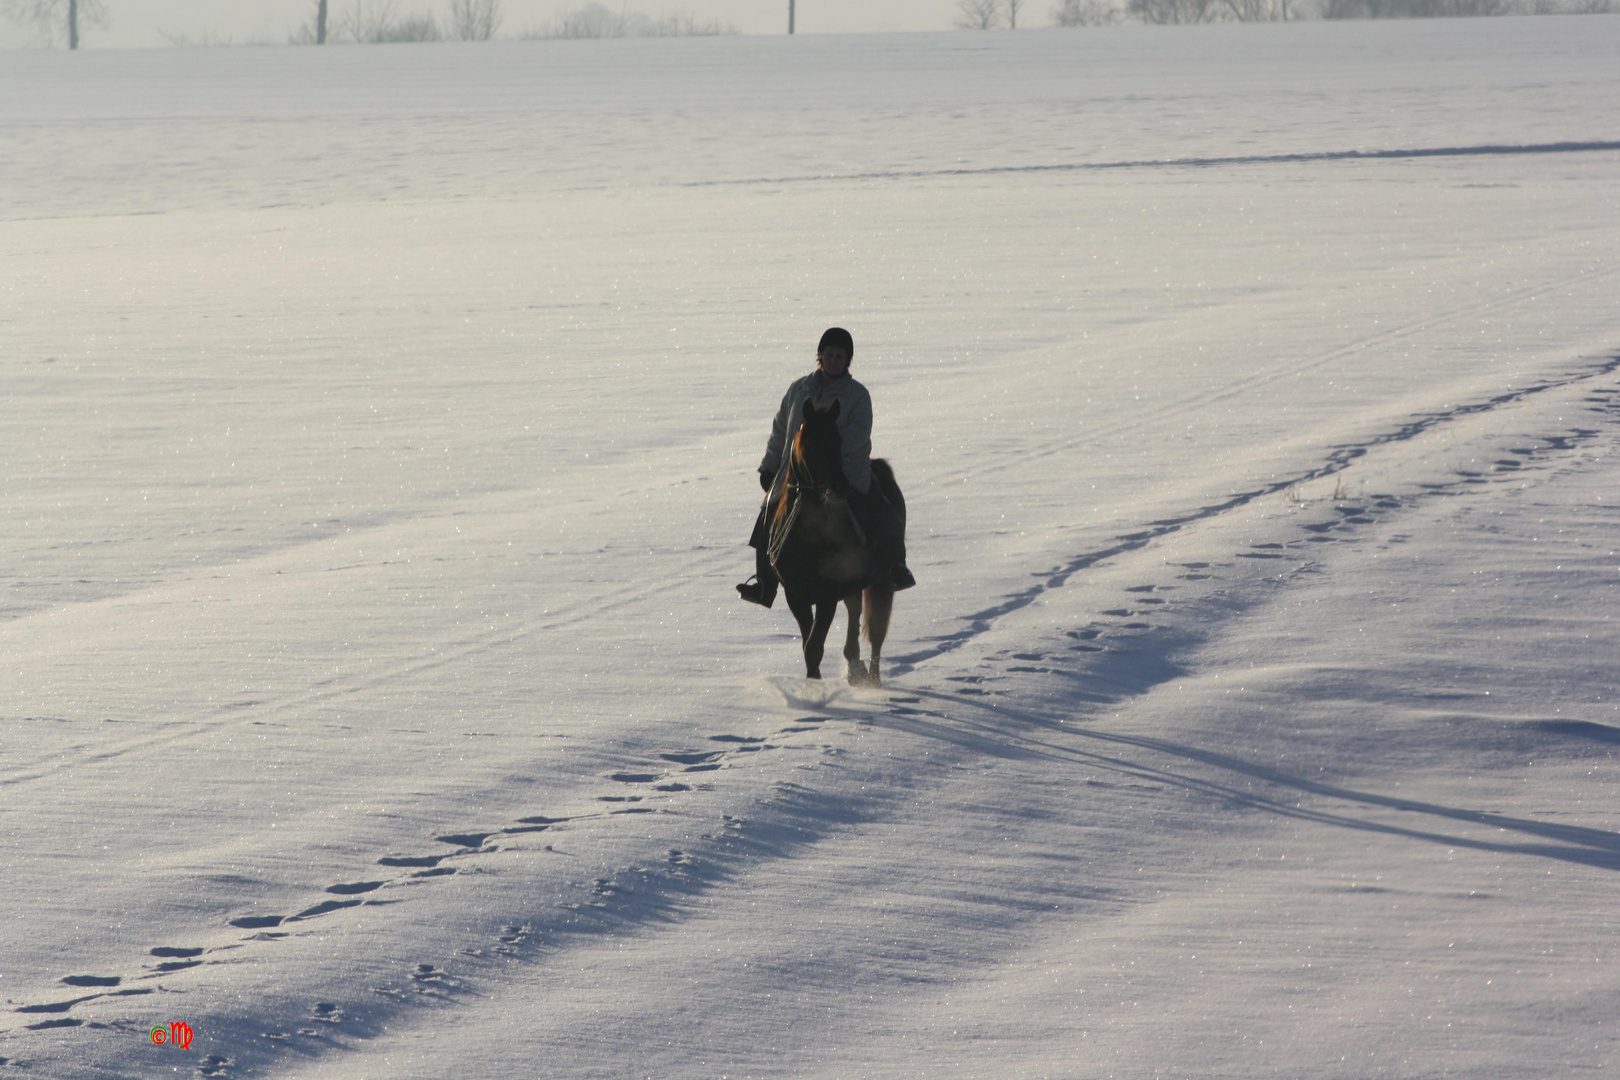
left=767, top=398, right=902, bottom=687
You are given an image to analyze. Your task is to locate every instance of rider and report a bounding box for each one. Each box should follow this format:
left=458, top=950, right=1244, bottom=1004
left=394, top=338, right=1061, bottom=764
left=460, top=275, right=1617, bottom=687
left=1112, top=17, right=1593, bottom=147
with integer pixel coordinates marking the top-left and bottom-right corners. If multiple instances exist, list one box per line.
left=736, top=327, right=915, bottom=608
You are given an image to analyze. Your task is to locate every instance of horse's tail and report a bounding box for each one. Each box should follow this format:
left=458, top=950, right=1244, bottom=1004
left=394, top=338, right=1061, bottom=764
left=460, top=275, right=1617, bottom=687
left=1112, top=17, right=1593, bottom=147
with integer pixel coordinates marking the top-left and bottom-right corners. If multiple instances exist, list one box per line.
left=870, top=458, right=904, bottom=511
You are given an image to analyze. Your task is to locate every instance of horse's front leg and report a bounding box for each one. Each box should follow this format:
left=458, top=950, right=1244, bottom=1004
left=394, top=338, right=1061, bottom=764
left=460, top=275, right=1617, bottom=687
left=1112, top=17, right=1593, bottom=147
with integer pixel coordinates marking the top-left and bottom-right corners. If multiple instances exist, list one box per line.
left=803, top=597, right=839, bottom=680
left=843, top=592, right=868, bottom=686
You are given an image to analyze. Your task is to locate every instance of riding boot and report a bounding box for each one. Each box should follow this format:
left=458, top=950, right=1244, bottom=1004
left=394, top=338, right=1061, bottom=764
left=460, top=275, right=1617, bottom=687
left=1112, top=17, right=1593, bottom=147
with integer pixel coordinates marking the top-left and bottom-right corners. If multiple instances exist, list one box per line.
left=737, top=544, right=778, bottom=608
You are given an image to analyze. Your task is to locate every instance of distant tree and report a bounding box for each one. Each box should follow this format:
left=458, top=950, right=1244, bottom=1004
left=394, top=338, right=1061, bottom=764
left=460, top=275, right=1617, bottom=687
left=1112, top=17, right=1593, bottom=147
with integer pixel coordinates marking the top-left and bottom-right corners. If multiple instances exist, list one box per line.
left=1128, top=0, right=1215, bottom=21
left=1051, top=0, right=1122, bottom=22
left=2, top=0, right=107, bottom=48
left=1007, top=0, right=1026, bottom=24
left=1323, top=0, right=1511, bottom=15
left=446, top=0, right=500, bottom=39
left=343, top=0, right=442, bottom=41
left=316, top=0, right=328, bottom=43
left=521, top=3, right=735, bottom=37
left=955, top=0, right=1002, bottom=26
left=1223, top=0, right=1292, bottom=19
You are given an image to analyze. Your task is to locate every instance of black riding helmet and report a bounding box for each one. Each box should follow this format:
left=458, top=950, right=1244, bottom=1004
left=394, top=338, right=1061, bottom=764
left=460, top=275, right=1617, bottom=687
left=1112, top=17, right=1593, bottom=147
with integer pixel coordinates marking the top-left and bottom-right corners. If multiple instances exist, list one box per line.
left=818, top=326, right=853, bottom=360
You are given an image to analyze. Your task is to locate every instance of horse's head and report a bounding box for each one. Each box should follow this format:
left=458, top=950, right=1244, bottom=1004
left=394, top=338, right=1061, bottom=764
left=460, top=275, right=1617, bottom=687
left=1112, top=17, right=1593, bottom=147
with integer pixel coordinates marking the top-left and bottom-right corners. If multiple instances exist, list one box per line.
left=789, top=398, right=846, bottom=496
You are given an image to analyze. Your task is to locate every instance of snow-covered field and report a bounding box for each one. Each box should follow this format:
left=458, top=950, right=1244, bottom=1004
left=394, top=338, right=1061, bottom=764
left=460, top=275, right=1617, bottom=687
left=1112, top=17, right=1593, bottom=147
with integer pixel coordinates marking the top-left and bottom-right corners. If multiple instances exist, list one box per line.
left=3, top=19, right=1619, bottom=1078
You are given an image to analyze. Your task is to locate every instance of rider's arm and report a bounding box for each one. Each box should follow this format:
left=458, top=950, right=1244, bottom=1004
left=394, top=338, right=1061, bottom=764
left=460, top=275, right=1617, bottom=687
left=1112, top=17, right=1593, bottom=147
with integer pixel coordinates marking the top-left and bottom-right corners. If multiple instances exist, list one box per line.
left=758, top=384, right=796, bottom=481
left=840, top=386, right=874, bottom=495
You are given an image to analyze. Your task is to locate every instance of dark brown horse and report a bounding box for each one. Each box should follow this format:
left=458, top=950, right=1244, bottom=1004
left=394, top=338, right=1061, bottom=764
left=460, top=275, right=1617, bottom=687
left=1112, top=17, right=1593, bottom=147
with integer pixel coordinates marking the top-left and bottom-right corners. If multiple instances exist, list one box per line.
left=767, top=399, right=901, bottom=687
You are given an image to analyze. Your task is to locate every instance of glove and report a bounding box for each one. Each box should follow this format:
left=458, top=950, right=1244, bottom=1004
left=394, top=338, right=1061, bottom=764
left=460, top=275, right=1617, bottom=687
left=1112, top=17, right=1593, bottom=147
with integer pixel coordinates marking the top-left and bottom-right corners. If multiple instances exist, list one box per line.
left=759, top=469, right=774, bottom=492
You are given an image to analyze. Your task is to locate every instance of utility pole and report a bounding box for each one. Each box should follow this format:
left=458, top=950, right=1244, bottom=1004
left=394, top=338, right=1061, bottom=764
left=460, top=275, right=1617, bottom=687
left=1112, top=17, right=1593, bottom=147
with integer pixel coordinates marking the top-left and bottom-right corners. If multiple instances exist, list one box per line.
left=788, top=0, right=794, bottom=33
left=317, top=0, right=328, bottom=43
left=68, top=0, right=78, bottom=48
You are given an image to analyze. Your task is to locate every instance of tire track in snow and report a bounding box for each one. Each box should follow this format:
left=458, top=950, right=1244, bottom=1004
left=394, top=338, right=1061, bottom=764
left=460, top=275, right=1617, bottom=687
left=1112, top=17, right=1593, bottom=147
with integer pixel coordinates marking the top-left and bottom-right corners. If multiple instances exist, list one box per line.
left=892, top=350, right=1620, bottom=672
left=964, top=258, right=1620, bottom=485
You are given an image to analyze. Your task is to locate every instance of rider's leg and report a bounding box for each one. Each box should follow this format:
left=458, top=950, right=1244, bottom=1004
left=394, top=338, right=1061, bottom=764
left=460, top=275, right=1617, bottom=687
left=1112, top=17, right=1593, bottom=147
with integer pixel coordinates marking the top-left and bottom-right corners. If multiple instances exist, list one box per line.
left=737, top=507, right=779, bottom=607
left=854, top=485, right=915, bottom=591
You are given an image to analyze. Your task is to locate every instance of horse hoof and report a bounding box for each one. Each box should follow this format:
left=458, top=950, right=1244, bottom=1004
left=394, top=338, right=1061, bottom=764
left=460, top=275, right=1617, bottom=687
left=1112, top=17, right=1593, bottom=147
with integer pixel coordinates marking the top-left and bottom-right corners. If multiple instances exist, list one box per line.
left=846, top=660, right=868, bottom=685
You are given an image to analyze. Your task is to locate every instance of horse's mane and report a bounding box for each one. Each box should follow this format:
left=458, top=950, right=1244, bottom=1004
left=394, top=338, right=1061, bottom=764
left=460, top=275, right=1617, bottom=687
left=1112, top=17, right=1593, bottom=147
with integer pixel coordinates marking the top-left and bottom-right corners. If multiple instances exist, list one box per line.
left=773, top=422, right=811, bottom=528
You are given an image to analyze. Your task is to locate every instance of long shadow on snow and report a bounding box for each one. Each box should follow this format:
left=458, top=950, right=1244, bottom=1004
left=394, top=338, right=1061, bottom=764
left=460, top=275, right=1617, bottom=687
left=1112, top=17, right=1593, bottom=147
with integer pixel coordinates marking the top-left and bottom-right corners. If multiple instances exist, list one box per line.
left=857, top=685, right=1620, bottom=875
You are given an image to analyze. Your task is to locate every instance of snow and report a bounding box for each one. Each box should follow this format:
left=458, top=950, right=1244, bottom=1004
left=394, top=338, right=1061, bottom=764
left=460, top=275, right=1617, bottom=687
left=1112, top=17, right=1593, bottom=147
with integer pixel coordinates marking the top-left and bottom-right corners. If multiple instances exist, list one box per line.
left=3, top=18, right=1619, bottom=1079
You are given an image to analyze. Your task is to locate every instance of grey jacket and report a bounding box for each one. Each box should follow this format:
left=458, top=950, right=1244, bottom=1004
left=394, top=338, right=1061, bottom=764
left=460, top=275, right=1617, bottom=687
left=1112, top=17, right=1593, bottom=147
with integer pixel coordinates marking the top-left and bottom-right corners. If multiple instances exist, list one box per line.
left=759, top=371, right=874, bottom=495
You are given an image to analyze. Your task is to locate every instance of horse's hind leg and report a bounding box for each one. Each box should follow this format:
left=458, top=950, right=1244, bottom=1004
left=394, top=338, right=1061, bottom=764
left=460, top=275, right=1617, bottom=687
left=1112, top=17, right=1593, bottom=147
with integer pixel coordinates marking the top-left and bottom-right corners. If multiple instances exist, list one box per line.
left=863, top=584, right=895, bottom=688
left=843, top=593, right=868, bottom=686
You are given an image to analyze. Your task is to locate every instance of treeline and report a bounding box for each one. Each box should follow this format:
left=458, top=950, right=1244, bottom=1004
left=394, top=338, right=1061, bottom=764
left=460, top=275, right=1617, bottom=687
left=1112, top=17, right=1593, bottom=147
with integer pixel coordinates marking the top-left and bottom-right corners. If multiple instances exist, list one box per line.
left=0, top=0, right=736, bottom=49
left=971, top=0, right=1615, bottom=24
left=1045, top=0, right=1614, bottom=23
left=291, top=0, right=735, bottom=43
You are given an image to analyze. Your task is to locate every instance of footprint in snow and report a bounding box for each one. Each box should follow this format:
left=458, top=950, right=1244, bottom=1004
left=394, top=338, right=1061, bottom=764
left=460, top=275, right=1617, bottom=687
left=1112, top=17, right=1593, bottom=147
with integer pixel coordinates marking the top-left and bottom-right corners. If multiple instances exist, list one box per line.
left=197, top=1054, right=233, bottom=1077
left=59, top=975, right=120, bottom=987
left=661, top=750, right=723, bottom=765
left=16, top=994, right=100, bottom=1014
left=411, top=964, right=458, bottom=993
left=608, top=772, right=661, bottom=784
left=150, top=958, right=206, bottom=972
left=290, top=898, right=363, bottom=920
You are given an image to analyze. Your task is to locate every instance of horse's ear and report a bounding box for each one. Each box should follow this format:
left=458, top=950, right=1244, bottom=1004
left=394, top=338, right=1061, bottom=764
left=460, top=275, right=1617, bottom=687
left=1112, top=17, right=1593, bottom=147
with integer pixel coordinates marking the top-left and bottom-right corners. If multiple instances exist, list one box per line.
left=828, top=399, right=841, bottom=422
left=802, top=399, right=815, bottom=421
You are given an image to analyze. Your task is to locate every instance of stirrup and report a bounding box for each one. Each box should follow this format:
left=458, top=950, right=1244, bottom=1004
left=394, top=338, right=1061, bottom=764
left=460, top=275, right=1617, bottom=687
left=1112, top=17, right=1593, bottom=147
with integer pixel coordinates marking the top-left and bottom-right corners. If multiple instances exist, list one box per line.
left=736, top=576, right=775, bottom=608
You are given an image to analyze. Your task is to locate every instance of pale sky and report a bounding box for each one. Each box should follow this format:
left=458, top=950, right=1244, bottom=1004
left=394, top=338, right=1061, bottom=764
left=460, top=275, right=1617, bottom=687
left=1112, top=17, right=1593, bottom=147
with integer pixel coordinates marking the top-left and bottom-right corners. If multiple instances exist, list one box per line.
left=0, top=0, right=979, bottom=48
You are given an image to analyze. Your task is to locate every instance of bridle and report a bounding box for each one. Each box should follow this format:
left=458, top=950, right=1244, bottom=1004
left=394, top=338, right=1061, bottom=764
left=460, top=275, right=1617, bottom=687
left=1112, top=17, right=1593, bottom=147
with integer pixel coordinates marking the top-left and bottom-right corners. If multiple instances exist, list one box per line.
left=767, top=417, right=860, bottom=569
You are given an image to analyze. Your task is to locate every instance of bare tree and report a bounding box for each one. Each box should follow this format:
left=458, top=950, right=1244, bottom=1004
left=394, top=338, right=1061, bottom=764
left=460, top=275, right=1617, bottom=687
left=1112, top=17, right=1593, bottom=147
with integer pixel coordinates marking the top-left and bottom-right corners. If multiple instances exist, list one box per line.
left=1128, top=0, right=1215, bottom=22
left=1007, top=0, right=1025, bottom=25
left=2, top=0, right=107, bottom=48
left=522, top=3, right=735, bottom=37
left=1323, top=0, right=1512, bottom=15
left=342, top=0, right=442, bottom=41
left=1051, top=0, right=1123, bottom=23
left=446, top=0, right=500, bottom=39
left=1223, top=0, right=1291, bottom=19
left=955, top=0, right=1002, bottom=27
left=316, top=0, right=328, bottom=42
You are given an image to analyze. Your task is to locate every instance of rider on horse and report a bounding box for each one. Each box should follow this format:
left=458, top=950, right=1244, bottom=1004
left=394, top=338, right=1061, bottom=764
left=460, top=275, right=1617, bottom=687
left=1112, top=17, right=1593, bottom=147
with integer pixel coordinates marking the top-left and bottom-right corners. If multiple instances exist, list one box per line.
left=737, top=327, right=915, bottom=608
